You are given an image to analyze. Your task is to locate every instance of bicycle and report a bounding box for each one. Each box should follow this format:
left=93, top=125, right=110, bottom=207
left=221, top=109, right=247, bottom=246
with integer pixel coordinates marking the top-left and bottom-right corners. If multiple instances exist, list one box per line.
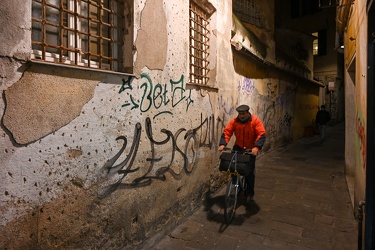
left=219, top=148, right=252, bottom=224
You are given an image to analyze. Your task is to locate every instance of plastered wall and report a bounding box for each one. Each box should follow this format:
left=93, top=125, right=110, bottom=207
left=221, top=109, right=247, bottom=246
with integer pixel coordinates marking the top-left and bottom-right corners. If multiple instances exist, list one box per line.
left=134, top=0, right=168, bottom=75
left=3, top=67, right=98, bottom=144
left=1, top=0, right=320, bottom=249
left=346, top=0, right=368, bottom=215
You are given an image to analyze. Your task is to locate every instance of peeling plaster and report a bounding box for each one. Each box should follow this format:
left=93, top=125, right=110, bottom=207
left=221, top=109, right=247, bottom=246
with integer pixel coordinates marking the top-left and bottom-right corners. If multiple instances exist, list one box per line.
left=0, top=0, right=31, bottom=58
left=134, top=0, right=167, bottom=75
left=3, top=71, right=97, bottom=144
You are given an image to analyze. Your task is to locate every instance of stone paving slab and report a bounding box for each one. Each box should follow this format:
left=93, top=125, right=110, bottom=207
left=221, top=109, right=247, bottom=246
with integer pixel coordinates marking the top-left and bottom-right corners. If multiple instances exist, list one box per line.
left=154, top=124, right=357, bottom=250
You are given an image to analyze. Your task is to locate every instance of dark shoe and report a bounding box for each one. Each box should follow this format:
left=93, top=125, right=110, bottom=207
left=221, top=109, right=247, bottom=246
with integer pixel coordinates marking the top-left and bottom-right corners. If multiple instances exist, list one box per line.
left=246, top=196, right=253, bottom=205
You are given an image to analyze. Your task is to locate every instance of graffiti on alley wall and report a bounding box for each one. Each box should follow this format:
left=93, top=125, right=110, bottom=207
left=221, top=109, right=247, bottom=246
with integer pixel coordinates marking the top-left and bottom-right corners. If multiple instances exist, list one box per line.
left=119, top=73, right=194, bottom=117
left=356, top=111, right=366, bottom=171
left=98, top=74, right=297, bottom=195
left=99, top=113, right=225, bottom=196
left=237, top=77, right=255, bottom=96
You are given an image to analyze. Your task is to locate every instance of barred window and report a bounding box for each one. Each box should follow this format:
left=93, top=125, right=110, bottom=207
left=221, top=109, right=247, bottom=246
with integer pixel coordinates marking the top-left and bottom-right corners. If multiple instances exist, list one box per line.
left=232, top=0, right=264, bottom=29
left=31, top=0, right=125, bottom=72
left=189, top=1, right=210, bottom=85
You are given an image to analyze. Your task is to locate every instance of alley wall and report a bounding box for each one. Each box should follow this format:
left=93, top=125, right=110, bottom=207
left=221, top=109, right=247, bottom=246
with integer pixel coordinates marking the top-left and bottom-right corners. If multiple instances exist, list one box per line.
left=0, top=0, right=319, bottom=249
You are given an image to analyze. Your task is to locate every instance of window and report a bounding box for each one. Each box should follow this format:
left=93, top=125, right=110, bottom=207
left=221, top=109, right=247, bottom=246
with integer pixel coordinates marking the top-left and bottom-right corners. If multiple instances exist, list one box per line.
left=189, top=1, right=210, bottom=85
left=312, top=32, right=318, bottom=55
left=232, top=0, right=264, bottom=29
left=312, top=29, right=327, bottom=56
left=31, top=0, right=125, bottom=72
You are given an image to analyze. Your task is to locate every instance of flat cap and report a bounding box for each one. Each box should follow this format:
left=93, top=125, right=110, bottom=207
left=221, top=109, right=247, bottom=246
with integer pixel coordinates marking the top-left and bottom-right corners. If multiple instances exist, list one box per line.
left=236, top=104, right=250, bottom=112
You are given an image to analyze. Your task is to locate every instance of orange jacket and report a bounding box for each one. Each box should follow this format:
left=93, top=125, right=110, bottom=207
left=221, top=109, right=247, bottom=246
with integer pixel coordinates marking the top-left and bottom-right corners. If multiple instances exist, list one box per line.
left=220, top=114, right=266, bottom=150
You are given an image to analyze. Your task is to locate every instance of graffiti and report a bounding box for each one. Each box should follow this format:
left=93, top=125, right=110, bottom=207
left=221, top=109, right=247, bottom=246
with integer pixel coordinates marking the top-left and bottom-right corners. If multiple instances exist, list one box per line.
left=262, top=93, right=294, bottom=142
left=267, top=82, right=277, bottom=99
left=356, top=112, right=366, bottom=171
left=100, top=113, right=223, bottom=196
left=119, top=74, right=194, bottom=116
left=266, top=123, right=277, bottom=138
left=275, top=94, right=289, bottom=110
left=278, top=113, right=293, bottom=132
left=218, top=96, right=235, bottom=115
left=102, top=76, right=297, bottom=195
left=262, top=102, right=276, bottom=130
left=216, top=114, right=226, bottom=139
left=238, top=77, right=255, bottom=96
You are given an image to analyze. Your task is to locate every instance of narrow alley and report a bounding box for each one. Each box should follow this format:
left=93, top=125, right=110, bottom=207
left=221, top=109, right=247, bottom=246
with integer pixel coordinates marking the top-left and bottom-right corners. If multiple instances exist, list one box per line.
left=153, top=123, right=357, bottom=250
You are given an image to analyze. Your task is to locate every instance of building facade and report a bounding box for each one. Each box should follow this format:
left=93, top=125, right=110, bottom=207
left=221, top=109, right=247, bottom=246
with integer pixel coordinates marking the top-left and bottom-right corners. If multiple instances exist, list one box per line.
left=338, top=0, right=375, bottom=248
left=0, top=0, right=323, bottom=248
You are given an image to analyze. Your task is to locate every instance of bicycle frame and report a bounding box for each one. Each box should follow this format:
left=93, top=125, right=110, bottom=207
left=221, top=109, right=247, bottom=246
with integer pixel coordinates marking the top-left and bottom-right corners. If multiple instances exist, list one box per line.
left=222, top=149, right=249, bottom=224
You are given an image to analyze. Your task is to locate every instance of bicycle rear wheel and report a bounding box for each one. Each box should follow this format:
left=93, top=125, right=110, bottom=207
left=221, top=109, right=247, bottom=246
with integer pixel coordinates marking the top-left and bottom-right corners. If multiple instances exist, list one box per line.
left=224, top=175, right=239, bottom=223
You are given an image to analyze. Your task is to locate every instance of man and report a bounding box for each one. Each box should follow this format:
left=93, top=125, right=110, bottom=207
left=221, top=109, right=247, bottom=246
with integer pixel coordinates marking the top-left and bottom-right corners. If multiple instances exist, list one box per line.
left=218, top=104, right=266, bottom=204
left=315, top=104, right=330, bottom=142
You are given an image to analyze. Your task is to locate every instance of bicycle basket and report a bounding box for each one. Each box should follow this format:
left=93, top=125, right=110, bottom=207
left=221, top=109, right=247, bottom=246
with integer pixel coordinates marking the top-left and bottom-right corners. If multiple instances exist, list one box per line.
left=219, top=152, right=251, bottom=176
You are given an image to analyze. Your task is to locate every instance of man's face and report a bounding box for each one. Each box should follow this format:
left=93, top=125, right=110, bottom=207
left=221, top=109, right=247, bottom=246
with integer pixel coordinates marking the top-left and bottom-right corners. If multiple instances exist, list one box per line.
left=238, top=111, right=250, bottom=120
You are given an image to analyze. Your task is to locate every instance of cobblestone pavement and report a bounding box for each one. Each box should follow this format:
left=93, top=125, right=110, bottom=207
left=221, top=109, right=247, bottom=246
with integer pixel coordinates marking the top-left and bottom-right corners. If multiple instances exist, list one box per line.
left=153, top=123, right=357, bottom=250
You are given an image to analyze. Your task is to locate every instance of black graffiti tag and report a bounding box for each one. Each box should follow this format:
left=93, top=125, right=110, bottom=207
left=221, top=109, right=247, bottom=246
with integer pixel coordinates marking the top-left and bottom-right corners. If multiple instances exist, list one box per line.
left=99, top=114, right=223, bottom=196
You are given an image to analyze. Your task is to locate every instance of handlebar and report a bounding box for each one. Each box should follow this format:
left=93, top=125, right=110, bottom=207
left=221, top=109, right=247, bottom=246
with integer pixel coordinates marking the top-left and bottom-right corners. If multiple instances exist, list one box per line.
left=222, top=147, right=253, bottom=155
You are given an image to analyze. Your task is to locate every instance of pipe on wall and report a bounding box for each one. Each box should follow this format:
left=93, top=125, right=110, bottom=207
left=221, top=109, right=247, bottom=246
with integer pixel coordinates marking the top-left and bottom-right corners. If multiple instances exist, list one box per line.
left=358, top=201, right=366, bottom=250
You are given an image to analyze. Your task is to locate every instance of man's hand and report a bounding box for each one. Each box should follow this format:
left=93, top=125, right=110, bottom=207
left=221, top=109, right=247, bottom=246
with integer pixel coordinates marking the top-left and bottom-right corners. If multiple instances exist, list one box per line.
left=218, top=145, right=225, bottom=151
left=251, top=147, right=259, bottom=156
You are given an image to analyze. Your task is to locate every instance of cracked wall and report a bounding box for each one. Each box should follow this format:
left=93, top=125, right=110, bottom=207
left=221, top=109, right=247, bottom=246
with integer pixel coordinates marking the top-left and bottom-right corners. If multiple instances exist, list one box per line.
left=3, top=66, right=98, bottom=144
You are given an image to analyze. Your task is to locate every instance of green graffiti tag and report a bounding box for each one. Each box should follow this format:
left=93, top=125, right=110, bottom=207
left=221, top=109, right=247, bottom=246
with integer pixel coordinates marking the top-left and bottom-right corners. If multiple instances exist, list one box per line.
left=120, top=73, right=194, bottom=113
left=119, top=77, right=133, bottom=92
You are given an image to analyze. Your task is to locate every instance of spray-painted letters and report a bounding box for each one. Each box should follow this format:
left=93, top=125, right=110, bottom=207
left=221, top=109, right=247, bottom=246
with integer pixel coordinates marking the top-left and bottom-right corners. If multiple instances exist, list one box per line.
left=100, top=114, right=225, bottom=196
left=119, top=74, right=194, bottom=115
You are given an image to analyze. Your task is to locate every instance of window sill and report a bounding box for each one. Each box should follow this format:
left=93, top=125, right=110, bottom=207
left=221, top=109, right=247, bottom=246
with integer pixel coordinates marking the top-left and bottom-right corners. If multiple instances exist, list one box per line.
left=30, top=60, right=135, bottom=78
left=186, top=82, right=219, bottom=92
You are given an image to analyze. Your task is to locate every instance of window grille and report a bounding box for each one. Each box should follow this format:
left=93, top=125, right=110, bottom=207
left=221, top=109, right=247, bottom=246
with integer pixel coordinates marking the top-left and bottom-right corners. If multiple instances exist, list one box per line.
left=189, top=1, right=210, bottom=85
left=233, top=0, right=263, bottom=28
left=31, top=0, right=125, bottom=72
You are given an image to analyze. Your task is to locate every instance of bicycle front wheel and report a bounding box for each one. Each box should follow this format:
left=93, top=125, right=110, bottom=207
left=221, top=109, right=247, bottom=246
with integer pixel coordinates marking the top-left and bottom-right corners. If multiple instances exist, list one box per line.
left=224, top=175, right=239, bottom=224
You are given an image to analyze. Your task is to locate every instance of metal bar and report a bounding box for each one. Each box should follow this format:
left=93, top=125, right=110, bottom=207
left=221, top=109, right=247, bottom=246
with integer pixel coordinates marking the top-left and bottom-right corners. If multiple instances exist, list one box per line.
left=42, top=0, right=46, bottom=60
left=58, top=0, right=62, bottom=63
left=31, top=0, right=124, bottom=71
left=189, top=1, right=210, bottom=85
